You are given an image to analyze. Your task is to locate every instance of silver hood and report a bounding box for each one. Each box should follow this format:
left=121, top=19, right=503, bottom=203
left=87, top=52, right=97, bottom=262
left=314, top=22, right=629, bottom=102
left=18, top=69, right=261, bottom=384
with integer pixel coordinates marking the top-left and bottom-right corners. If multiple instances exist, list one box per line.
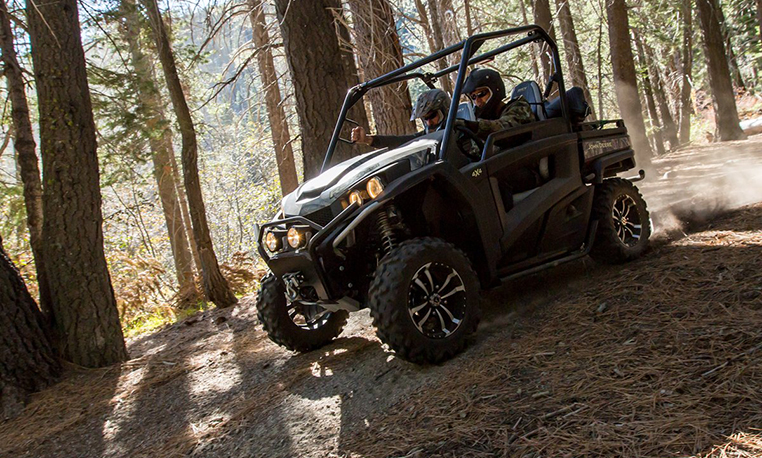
left=282, top=139, right=438, bottom=217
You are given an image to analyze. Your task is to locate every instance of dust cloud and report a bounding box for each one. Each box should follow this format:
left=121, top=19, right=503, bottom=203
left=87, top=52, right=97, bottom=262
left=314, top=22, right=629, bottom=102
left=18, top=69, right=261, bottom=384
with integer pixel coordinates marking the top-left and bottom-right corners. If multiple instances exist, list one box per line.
left=638, top=135, right=762, bottom=236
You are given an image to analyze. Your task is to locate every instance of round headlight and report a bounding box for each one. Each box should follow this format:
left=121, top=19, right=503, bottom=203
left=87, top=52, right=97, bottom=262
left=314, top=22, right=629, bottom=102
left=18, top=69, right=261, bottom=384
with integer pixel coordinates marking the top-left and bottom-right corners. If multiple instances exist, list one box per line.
left=265, top=232, right=281, bottom=252
left=349, top=190, right=364, bottom=207
left=287, top=227, right=304, bottom=249
left=366, top=177, right=384, bottom=199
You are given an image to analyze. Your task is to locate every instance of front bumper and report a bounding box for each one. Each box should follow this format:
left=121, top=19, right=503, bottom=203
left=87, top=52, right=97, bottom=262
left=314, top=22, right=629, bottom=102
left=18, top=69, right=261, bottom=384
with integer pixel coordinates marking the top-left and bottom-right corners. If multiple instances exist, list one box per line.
left=256, top=205, right=360, bottom=301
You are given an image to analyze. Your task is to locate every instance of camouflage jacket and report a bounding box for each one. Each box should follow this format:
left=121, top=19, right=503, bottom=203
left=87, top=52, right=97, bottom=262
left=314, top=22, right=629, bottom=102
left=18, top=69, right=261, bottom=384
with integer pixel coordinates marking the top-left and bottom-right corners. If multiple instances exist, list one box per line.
left=473, top=97, right=534, bottom=137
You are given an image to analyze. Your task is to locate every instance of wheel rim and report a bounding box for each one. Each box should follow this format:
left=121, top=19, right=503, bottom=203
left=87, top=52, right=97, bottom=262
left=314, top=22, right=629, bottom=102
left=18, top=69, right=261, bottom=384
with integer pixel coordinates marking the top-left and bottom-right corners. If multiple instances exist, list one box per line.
left=286, top=300, right=332, bottom=330
left=407, top=262, right=467, bottom=339
left=612, top=194, right=643, bottom=247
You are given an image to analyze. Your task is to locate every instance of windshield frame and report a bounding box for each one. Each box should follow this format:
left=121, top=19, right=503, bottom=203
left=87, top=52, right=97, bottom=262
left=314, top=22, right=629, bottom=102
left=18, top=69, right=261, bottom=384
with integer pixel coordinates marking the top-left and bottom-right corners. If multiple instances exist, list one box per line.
left=320, top=25, right=570, bottom=173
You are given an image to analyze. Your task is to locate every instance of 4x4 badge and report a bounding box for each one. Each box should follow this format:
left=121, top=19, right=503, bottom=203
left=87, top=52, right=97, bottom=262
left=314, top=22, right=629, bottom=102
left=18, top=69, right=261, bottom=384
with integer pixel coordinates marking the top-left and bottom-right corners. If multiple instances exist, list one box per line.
left=472, top=168, right=483, bottom=178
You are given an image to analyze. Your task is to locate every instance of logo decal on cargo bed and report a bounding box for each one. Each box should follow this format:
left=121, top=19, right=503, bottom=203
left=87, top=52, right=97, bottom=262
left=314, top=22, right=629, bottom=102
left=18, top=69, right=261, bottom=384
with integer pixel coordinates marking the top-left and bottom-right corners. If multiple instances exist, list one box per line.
left=583, top=137, right=631, bottom=160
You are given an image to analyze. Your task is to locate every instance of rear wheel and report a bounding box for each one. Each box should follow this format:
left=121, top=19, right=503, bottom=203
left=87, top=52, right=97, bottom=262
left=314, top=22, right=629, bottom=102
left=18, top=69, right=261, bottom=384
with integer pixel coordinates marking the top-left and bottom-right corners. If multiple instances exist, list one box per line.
left=256, top=274, right=348, bottom=352
left=590, top=178, right=651, bottom=264
left=369, top=237, right=481, bottom=364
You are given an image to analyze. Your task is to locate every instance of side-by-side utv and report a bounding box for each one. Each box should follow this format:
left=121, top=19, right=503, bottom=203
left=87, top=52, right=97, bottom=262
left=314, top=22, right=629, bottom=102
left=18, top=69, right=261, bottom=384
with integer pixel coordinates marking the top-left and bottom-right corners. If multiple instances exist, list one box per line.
left=255, top=25, right=651, bottom=364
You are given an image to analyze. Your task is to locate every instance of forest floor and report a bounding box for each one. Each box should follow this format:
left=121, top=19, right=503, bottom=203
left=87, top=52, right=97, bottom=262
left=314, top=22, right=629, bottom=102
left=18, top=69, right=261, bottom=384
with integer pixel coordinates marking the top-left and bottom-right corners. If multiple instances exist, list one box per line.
left=2, top=136, right=762, bottom=458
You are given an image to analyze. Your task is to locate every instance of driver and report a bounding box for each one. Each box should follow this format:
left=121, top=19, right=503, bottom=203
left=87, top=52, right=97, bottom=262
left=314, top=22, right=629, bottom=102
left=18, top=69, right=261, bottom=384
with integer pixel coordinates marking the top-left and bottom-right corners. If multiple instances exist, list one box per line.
left=351, top=89, right=450, bottom=149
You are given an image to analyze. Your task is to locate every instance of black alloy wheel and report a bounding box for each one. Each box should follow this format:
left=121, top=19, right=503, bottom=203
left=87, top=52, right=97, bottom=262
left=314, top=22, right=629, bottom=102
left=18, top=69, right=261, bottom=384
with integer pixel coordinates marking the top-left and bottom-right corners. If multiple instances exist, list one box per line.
left=369, top=237, right=481, bottom=364
left=590, top=178, right=651, bottom=264
left=407, top=262, right=467, bottom=339
left=256, top=274, right=348, bottom=352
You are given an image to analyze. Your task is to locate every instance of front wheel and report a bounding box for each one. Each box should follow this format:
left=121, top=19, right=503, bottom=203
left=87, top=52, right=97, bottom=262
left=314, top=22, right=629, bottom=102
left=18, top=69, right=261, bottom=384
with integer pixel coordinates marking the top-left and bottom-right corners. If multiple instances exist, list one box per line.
left=590, top=178, right=651, bottom=264
left=256, top=274, right=348, bottom=352
left=369, top=237, right=481, bottom=364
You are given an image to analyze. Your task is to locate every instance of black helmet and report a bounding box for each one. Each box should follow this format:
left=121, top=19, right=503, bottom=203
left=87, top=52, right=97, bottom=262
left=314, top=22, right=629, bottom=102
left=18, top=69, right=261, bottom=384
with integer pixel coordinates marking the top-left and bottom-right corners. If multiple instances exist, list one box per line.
left=463, top=68, right=506, bottom=119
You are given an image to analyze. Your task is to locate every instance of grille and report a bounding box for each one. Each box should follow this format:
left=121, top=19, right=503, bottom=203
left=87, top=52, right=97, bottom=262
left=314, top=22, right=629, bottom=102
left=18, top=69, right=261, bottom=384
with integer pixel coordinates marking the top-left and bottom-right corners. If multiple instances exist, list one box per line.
left=305, top=207, right=334, bottom=227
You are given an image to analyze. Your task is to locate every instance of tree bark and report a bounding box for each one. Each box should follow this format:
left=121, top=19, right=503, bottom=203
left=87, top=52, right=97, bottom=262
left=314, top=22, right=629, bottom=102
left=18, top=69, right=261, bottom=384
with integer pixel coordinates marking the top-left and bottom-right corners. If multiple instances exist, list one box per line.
left=554, top=0, right=596, bottom=119
left=0, top=0, right=51, bottom=317
left=0, top=235, right=60, bottom=420
left=275, top=0, right=365, bottom=178
left=417, top=0, right=452, bottom=94
left=596, top=12, right=604, bottom=119
left=520, top=0, right=541, bottom=82
left=119, top=0, right=198, bottom=304
left=533, top=0, right=558, bottom=89
left=757, top=0, right=762, bottom=48
left=332, top=1, right=370, bottom=137
left=696, top=0, right=746, bottom=141
left=348, top=0, right=415, bottom=136
left=464, top=0, right=474, bottom=35
left=634, top=32, right=665, bottom=156
left=717, top=3, right=745, bottom=91
left=434, top=0, right=461, bottom=66
left=606, top=0, right=652, bottom=167
left=169, top=151, right=201, bottom=272
left=645, top=41, right=679, bottom=149
left=26, top=0, right=128, bottom=366
left=141, top=0, right=238, bottom=307
left=679, top=0, right=693, bottom=144
left=248, top=0, right=299, bottom=195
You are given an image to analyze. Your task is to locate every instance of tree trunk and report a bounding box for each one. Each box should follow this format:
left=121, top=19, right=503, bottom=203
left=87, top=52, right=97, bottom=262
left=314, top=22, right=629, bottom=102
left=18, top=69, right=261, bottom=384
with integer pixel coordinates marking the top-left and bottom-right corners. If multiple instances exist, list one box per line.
left=26, top=0, right=128, bottom=366
left=606, top=0, right=652, bottom=167
left=533, top=0, right=558, bottom=90
left=464, top=0, right=474, bottom=35
left=248, top=0, right=299, bottom=195
left=634, top=32, right=665, bottom=156
left=119, top=0, right=198, bottom=304
left=275, top=0, right=365, bottom=178
left=332, top=1, right=370, bottom=137
left=717, top=3, right=745, bottom=91
left=141, top=0, right=238, bottom=307
left=695, top=0, right=746, bottom=141
left=348, top=0, right=415, bottom=136
left=645, top=42, right=679, bottom=149
left=0, top=235, right=60, bottom=420
left=597, top=12, right=604, bottom=119
left=757, top=0, right=762, bottom=48
left=435, top=0, right=461, bottom=67
left=520, top=0, right=541, bottom=82
left=0, top=0, right=51, bottom=317
left=169, top=150, right=201, bottom=271
left=417, top=0, right=452, bottom=94
left=679, top=0, right=693, bottom=144
left=554, top=0, right=596, bottom=119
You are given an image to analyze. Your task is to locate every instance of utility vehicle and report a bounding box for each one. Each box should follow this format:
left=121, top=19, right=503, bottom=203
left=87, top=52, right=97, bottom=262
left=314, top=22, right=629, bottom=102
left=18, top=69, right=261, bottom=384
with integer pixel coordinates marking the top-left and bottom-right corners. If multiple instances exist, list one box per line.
left=255, top=25, right=650, bottom=364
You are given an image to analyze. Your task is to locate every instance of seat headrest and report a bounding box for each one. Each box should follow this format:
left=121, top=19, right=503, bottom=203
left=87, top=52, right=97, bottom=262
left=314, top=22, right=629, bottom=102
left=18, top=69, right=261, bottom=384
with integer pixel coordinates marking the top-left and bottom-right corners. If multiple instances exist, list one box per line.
left=511, top=81, right=545, bottom=120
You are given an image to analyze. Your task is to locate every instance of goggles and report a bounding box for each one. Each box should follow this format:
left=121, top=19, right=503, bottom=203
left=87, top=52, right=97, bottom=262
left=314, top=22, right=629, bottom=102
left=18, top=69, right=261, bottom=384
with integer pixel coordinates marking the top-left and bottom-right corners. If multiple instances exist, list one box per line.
left=468, top=89, right=491, bottom=101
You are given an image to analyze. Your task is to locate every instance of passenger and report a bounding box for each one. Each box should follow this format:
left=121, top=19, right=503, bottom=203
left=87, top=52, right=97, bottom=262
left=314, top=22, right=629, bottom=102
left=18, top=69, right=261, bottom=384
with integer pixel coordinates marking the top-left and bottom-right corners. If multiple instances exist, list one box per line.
left=461, top=68, right=541, bottom=206
left=457, top=68, right=534, bottom=136
left=351, top=89, right=451, bottom=149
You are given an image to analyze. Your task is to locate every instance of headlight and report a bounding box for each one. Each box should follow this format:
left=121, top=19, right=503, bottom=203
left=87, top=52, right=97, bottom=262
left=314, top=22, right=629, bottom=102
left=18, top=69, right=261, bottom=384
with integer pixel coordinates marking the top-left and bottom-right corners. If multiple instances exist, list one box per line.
left=287, top=227, right=305, bottom=249
left=265, top=231, right=281, bottom=252
left=366, top=177, right=384, bottom=199
left=349, top=190, right=364, bottom=207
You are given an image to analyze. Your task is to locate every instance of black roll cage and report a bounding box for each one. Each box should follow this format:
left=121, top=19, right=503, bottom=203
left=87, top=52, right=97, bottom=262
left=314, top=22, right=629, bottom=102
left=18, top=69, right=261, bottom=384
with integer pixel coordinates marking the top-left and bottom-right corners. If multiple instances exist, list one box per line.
left=321, top=24, right=570, bottom=173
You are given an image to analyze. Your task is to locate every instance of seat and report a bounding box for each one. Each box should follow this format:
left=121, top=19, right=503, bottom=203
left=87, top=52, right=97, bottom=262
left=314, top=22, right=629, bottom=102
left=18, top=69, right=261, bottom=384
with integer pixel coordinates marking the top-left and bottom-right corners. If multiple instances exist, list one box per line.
left=456, top=101, right=476, bottom=121
left=544, top=87, right=591, bottom=123
left=511, top=81, right=546, bottom=120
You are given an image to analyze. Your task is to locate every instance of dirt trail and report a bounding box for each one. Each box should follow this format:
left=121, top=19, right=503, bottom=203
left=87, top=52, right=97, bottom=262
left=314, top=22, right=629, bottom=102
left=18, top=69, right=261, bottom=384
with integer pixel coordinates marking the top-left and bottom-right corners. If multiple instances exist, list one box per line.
left=1, top=137, right=762, bottom=458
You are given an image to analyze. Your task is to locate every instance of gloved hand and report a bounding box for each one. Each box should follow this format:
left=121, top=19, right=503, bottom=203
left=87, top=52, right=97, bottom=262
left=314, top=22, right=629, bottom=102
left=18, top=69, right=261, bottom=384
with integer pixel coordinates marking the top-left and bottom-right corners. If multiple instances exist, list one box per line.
left=454, top=119, right=480, bottom=133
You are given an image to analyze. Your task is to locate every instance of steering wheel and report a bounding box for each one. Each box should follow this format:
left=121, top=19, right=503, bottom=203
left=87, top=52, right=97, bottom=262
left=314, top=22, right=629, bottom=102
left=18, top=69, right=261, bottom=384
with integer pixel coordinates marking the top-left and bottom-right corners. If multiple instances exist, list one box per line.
left=454, top=125, right=485, bottom=157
